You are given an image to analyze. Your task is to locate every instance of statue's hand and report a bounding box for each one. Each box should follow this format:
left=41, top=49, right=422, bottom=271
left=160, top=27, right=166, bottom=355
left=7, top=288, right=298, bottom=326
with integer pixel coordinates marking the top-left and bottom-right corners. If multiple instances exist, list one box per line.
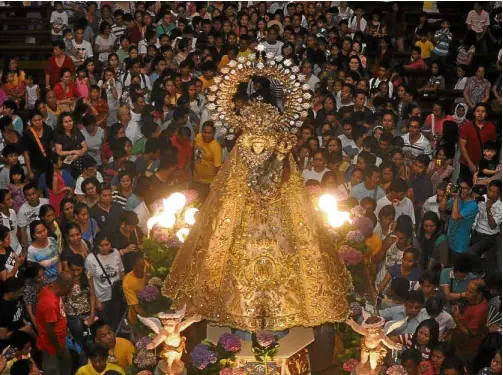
left=192, top=314, right=202, bottom=322
left=394, top=343, right=403, bottom=350
left=146, top=343, right=155, bottom=350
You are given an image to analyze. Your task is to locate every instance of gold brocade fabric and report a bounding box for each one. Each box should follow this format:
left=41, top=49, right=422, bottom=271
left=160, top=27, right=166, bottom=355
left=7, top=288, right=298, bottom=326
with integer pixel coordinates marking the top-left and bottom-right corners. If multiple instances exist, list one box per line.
left=162, top=148, right=351, bottom=332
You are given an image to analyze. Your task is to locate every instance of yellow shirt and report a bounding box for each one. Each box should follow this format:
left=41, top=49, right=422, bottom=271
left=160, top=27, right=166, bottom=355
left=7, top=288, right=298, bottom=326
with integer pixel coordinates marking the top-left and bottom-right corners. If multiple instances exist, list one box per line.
left=415, top=40, right=434, bottom=59
left=123, top=271, right=146, bottom=324
left=112, top=337, right=135, bottom=371
left=76, top=363, right=125, bottom=375
left=193, top=133, right=222, bottom=184
left=238, top=49, right=252, bottom=58
left=198, top=75, right=214, bottom=91
left=365, top=233, right=382, bottom=282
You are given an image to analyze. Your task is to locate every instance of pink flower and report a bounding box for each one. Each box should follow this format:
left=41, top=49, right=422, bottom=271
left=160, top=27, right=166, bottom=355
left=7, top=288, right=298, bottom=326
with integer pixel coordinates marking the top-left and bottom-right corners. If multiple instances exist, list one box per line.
left=219, top=369, right=246, bottom=375
left=256, top=331, right=275, bottom=348
left=353, top=217, right=374, bottom=238
left=340, top=245, right=363, bottom=266
left=345, top=230, right=364, bottom=244
left=386, top=365, right=408, bottom=375
left=343, top=359, right=359, bottom=372
left=218, top=333, right=241, bottom=353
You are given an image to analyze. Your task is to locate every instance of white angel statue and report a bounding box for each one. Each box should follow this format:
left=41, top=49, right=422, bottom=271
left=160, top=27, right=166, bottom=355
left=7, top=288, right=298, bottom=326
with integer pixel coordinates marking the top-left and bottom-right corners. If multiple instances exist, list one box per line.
left=346, top=310, right=406, bottom=375
left=138, top=305, right=202, bottom=375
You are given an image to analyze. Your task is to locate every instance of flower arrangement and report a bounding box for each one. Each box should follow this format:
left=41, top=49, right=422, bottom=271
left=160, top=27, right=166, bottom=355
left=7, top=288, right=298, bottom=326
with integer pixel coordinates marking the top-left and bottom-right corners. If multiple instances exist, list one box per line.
left=137, top=285, right=160, bottom=303
left=251, top=331, right=280, bottom=375
left=190, top=333, right=242, bottom=374
left=342, top=358, right=359, bottom=373
left=340, top=245, right=363, bottom=266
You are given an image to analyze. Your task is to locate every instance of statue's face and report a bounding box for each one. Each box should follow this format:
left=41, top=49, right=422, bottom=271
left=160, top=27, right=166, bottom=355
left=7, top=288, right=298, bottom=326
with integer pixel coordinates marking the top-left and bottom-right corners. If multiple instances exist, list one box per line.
left=161, top=318, right=179, bottom=330
left=276, top=153, right=285, bottom=161
left=252, top=141, right=265, bottom=154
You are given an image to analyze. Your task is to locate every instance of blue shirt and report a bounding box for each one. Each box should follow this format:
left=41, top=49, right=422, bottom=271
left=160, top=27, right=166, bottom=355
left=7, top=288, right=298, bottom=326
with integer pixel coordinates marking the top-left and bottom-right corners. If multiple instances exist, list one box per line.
left=351, top=182, right=385, bottom=203
left=447, top=198, right=478, bottom=253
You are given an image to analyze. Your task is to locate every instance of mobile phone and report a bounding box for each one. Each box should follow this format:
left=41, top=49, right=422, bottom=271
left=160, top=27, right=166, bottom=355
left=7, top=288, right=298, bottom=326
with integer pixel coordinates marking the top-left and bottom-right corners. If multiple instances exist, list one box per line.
left=2, top=345, right=15, bottom=361
left=436, top=159, right=442, bottom=167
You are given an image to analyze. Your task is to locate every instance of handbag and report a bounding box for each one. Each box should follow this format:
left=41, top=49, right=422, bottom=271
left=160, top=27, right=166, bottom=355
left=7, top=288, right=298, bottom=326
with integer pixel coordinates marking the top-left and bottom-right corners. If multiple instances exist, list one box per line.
left=92, top=252, right=125, bottom=305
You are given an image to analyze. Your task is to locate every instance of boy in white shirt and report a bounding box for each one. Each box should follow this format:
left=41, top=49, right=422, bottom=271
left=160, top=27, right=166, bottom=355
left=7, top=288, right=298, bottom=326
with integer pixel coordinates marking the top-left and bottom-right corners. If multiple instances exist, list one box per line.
left=50, top=1, right=68, bottom=40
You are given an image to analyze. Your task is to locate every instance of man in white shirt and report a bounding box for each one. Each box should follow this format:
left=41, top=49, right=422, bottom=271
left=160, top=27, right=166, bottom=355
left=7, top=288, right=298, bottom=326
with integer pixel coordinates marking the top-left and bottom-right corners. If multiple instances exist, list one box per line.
left=71, top=25, right=93, bottom=66
left=119, top=59, right=152, bottom=91
left=375, top=178, right=416, bottom=225
left=17, top=183, right=49, bottom=249
left=125, top=98, right=143, bottom=145
left=422, top=182, right=449, bottom=218
left=302, top=149, right=330, bottom=183
left=369, top=65, right=394, bottom=98
left=301, top=61, right=320, bottom=91
left=402, top=117, right=432, bottom=158
left=260, top=26, right=284, bottom=57
left=468, top=181, right=502, bottom=270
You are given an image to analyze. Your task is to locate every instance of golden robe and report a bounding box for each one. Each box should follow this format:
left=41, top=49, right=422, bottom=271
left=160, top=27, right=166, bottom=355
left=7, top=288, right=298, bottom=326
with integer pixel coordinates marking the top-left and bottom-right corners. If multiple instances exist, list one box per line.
left=162, top=146, right=351, bottom=332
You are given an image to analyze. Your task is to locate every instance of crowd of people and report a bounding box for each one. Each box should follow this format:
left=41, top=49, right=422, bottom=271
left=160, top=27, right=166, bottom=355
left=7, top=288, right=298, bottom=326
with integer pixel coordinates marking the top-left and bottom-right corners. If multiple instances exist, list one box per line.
left=0, top=1, right=501, bottom=375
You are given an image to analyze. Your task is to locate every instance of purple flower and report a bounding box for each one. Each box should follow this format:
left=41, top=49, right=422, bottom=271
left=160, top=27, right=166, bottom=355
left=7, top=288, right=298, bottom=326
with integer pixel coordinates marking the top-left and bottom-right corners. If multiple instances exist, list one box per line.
left=135, top=336, right=153, bottom=350
left=343, top=359, right=359, bottom=373
left=256, top=331, right=275, bottom=348
left=190, top=343, right=218, bottom=370
left=353, top=217, right=374, bottom=238
left=345, top=230, right=364, bottom=244
left=137, top=285, right=160, bottom=303
left=218, top=333, right=241, bottom=353
left=134, top=349, right=157, bottom=369
left=340, top=245, right=363, bottom=266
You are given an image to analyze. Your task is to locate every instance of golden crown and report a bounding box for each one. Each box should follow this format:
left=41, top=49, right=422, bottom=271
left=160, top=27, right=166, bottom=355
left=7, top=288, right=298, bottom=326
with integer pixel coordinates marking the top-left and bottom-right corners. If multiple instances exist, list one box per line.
left=206, top=46, right=313, bottom=139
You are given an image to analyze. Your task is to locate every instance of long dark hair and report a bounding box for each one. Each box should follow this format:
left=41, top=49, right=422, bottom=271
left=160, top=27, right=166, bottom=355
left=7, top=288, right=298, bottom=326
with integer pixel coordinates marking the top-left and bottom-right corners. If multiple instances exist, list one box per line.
left=46, top=153, right=64, bottom=190
left=67, top=252, right=89, bottom=289
left=438, top=120, right=458, bottom=159
left=411, top=318, right=440, bottom=355
left=418, top=211, right=444, bottom=268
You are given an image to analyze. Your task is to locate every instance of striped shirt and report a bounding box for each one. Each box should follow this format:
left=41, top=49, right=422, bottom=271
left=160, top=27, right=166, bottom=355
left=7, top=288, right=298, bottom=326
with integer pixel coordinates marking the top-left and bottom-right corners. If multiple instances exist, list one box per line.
left=111, top=23, right=127, bottom=39
left=402, top=133, right=432, bottom=157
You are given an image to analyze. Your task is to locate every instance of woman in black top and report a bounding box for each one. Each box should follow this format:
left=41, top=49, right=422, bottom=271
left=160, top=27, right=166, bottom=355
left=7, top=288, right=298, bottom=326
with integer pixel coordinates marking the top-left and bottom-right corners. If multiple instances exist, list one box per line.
left=54, top=112, right=88, bottom=177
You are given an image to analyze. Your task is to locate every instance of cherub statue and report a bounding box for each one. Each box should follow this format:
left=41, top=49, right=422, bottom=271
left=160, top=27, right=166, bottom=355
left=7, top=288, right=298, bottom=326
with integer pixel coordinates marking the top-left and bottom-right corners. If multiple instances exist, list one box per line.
left=346, top=311, right=405, bottom=375
left=138, top=305, right=202, bottom=375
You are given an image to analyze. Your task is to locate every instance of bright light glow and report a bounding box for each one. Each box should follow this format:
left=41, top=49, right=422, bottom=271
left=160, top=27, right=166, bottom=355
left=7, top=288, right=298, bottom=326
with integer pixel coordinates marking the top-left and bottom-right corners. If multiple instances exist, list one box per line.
left=184, top=207, right=199, bottom=226
left=176, top=227, right=190, bottom=243
left=147, top=216, right=160, bottom=230
left=326, top=210, right=351, bottom=228
left=164, top=192, right=187, bottom=213
left=318, top=194, right=338, bottom=213
left=159, top=212, right=177, bottom=229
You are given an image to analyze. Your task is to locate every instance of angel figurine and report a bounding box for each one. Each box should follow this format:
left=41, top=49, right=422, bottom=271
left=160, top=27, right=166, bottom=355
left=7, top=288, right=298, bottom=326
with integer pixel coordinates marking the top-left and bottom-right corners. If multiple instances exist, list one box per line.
left=138, top=305, right=202, bottom=375
left=346, top=312, right=404, bottom=375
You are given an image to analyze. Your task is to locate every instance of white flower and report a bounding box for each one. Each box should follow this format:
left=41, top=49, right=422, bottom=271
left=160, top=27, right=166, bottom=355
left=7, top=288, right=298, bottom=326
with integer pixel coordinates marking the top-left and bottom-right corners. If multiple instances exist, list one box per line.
left=219, top=114, right=225, bottom=120
left=207, top=94, right=216, bottom=102
left=268, top=60, right=276, bottom=66
left=283, top=69, right=290, bottom=75
left=300, top=111, right=308, bottom=118
left=210, top=85, right=219, bottom=91
left=303, top=93, right=312, bottom=100
left=296, top=121, right=303, bottom=127
left=224, top=76, right=230, bottom=80
left=292, top=66, right=300, bottom=73
left=296, top=98, right=303, bottom=103
left=290, top=128, right=298, bottom=134
left=207, top=103, right=216, bottom=111
left=237, top=64, right=244, bottom=70
left=221, top=67, right=230, bottom=74
left=230, top=69, right=236, bottom=75
left=226, top=134, right=235, bottom=140
left=213, top=77, right=222, bottom=83
left=297, top=74, right=306, bottom=81
left=237, top=56, right=246, bottom=63
left=266, top=52, right=275, bottom=59
left=302, top=103, right=310, bottom=109
left=290, top=75, right=297, bottom=81
left=283, top=59, right=292, bottom=67
left=246, top=61, right=252, bottom=66
left=274, top=55, right=284, bottom=62
left=215, top=121, right=223, bottom=127
left=257, top=62, right=265, bottom=69
left=211, top=114, right=219, bottom=120
left=302, top=84, right=310, bottom=91
left=228, top=60, right=237, bottom=67
left=256, top=44, right=265, bottom=52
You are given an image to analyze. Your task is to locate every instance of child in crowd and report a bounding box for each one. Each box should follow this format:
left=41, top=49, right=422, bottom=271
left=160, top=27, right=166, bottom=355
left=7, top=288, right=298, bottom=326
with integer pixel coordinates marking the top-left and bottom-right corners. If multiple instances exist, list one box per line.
left=24, top=74, right=40, bottom=111
left=477, top=142, right=500, bottom=180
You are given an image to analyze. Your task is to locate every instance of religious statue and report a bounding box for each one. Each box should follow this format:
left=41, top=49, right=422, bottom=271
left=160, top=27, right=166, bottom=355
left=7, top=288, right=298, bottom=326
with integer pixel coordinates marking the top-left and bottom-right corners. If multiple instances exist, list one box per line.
left=346, top=312, right=404, bottom=375
left=163, top=50, right=352, bottom=332
left=138, top=305, right=202, bottom=375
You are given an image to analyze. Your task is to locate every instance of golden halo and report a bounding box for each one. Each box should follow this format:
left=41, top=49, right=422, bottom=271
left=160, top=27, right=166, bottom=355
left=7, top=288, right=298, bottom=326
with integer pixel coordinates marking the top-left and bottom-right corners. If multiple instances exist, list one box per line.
left=206, top=47, right=313, bottom=140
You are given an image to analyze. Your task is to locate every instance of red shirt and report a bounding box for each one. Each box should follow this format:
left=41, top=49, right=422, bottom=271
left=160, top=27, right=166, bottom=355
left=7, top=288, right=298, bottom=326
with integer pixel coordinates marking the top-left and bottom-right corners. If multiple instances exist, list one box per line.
left=45, top=55, right=76, bottom=87
left=451, top=299, right=488, bottom=357
left=54, top=82, right=80, bottom=101
left=459, top=121, right=497, bottom=166
left=36, top=286, right=67, bottom=354
left=408, top=58, right=426, bottom=71
left=170, top=135, right=192, bottom=179
left=127, top=25, right=143, bottom=45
